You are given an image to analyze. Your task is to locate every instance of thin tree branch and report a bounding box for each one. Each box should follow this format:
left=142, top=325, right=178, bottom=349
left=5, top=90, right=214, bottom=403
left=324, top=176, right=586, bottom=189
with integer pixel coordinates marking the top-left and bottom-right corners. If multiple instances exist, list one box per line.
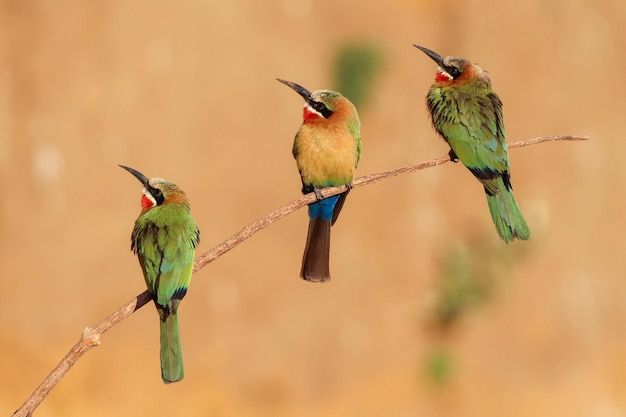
left=12, top=134, right=589, bottom=417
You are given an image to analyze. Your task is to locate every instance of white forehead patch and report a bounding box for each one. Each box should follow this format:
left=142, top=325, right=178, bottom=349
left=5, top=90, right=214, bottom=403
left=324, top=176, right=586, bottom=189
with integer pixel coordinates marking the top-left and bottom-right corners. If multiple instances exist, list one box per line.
left=149, top=177, right=166, bottom=187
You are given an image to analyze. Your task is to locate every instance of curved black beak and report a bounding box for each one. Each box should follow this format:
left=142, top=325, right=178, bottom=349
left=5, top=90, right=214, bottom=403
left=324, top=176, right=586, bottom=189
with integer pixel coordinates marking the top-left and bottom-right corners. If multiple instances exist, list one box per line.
left=276, top=79, right=314, bottom=104
left=413, top=44, right=445, bottom=67
left=119, top=165, right=150, bottom=187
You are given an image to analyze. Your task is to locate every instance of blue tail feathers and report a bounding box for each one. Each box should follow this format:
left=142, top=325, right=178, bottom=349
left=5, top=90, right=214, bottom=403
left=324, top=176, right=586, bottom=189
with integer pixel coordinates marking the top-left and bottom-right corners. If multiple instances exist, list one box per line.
left=308, top=194, right=341, bottom=221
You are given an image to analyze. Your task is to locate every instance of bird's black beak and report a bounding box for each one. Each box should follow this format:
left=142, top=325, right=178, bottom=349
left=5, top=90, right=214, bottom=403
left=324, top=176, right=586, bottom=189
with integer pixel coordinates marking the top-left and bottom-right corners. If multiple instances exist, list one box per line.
left=276, top=79, right=315, bottom=105
left=119, top=165, right=150, bottom=187
left=413, top=44, right=446, bottom=67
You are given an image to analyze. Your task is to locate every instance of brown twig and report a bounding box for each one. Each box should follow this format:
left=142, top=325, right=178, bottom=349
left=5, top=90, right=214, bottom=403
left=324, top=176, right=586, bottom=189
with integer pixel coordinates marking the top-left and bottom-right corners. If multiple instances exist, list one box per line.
left=12, top=134, right=589, bottom=417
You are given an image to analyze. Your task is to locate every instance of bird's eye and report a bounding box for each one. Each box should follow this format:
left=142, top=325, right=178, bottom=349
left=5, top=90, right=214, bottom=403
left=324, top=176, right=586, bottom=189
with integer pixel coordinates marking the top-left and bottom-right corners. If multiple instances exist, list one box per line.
left=448, top=67, right=461, bottom=78
left=152, top=189, right=163, bottom=197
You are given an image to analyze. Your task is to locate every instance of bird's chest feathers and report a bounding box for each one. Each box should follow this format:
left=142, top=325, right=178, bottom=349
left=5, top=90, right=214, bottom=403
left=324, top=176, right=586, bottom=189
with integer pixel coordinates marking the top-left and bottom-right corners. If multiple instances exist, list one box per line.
left=295, top=122, right=357, bottom=186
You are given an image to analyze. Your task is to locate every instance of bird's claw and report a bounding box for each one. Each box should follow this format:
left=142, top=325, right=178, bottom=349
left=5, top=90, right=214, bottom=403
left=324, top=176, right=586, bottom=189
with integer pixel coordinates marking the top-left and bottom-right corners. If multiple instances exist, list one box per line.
left=448, top=149, right=459, bottom=163
left=313, top=189, right=324, bottom=200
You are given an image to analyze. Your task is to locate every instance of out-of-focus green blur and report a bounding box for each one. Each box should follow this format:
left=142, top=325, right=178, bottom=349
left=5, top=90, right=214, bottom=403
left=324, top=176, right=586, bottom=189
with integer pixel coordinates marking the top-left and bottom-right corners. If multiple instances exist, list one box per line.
left=2, top=1, right=622, bottom=416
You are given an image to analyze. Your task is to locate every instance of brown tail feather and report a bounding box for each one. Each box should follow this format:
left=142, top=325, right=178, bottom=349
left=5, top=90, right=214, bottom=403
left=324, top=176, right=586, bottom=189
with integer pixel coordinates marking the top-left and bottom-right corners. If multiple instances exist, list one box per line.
left=331, top=190, right=350, bottom=225
left=301, top=217, right=331, bottom=282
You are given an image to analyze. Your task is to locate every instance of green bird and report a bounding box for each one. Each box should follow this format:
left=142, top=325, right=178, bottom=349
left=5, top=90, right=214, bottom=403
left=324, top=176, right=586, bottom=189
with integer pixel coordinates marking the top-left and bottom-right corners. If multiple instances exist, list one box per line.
left=120, top=165, right=200, bottom=383
left=277, top=79, right=362, bottom=282
left=414, top=45, right=530, bottom=243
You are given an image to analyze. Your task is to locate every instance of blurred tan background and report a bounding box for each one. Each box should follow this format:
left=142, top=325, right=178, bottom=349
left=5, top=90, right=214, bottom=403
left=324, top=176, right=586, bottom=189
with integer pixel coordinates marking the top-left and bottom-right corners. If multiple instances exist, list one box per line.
left=1, top=0, right=623, bottom=416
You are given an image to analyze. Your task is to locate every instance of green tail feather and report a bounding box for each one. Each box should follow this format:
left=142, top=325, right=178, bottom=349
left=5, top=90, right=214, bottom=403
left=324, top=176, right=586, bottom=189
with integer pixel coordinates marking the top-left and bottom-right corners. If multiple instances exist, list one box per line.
left=159, top=312, right=184, bottom=383
left=485, top=179, right=530, bottom=243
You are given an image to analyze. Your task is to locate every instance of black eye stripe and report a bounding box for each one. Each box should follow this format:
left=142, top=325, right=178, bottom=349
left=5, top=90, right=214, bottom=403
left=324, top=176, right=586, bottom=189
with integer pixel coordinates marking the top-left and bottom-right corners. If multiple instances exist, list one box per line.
left=312, top=101, right=333, bottom=118
left=148, top=186, right=165, bottom=205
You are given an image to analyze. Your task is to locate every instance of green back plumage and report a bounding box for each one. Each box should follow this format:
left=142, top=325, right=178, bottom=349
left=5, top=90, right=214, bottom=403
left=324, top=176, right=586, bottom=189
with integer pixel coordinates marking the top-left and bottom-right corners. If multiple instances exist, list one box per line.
left=427, top=78, right=509, bottom=195
left=122, top=169, right=200, bottom=383
left=415, top=49, right=530, bottom=242
left=132, top=203, right=199, bottom=310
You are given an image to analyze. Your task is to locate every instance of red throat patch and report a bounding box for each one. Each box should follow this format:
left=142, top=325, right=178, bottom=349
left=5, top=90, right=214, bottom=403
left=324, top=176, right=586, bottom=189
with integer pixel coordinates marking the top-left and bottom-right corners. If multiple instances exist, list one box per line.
left=302, top=107, right=321, bottom=123
left=141, top=194, right=154, bottom=210
left=435, top=71, right=452, bottom=83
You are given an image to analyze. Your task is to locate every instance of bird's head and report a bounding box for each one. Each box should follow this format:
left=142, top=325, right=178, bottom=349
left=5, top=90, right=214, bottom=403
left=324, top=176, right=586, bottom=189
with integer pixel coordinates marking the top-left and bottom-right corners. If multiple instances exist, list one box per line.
left=119, top=165, right=189, bottom=213
left=413, top=45, right=490, bottom=86
left=276, top=78, right=352, bottom=124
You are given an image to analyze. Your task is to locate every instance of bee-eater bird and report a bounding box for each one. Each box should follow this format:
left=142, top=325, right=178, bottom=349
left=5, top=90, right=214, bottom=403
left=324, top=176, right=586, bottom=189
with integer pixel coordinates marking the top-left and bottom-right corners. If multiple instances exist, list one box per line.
left=413, top=45, right=530, bottom=243
left=120, top=165, right=200, bottom=383
left=277, top=79, right=362, bottom=282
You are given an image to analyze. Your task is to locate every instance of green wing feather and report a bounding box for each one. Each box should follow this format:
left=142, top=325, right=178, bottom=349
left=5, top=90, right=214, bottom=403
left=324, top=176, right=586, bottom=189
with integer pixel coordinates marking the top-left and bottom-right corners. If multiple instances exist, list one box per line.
left=155, top=223, right=196, bottom=306
left=347, top=114, right=362, bottom=166
left=427, top=81, right=530, bottom=242
left=430, top=87, right=510, bottom=195
left=132, top=204, right=199, bottom=309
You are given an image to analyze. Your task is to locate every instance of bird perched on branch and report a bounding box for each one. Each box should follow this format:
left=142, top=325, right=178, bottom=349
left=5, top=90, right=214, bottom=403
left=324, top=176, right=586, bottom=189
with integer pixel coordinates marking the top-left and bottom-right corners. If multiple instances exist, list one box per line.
left=277, top=79, right=362, bottom=282
left=413, top=45, right=530, bottom=243
left=120, top=165, right=200, bottom=383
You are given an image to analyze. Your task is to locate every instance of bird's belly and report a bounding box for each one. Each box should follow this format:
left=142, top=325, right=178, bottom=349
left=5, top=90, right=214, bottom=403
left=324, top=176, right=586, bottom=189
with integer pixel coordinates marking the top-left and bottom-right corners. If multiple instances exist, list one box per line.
left=296, top=137, right=357, bottom=187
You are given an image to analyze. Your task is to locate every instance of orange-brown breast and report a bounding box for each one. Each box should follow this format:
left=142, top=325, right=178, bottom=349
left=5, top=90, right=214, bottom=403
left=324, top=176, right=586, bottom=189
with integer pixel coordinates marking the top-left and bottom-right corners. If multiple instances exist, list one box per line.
left=295, top=99, right=359, bottom=187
